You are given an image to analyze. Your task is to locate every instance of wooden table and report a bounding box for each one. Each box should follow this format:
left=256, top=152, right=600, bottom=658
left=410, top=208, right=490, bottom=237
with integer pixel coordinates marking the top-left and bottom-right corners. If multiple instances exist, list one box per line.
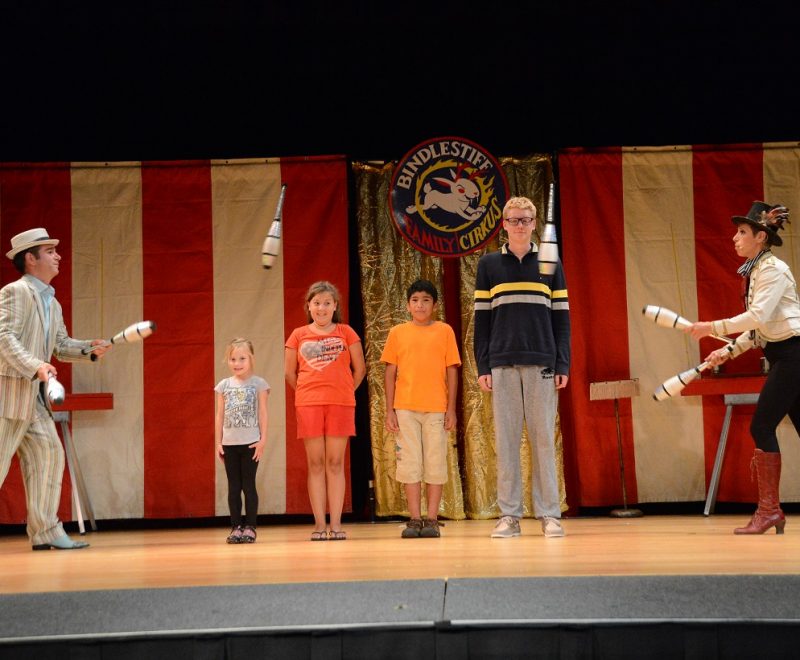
left=682, top=376, right=765, bottom=515
left=51, top=393, right=114, bottom=534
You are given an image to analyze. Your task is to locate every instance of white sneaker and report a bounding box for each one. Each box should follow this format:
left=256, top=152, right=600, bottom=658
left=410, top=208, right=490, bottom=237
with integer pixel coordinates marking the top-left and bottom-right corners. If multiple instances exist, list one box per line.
left=542, top=516, right=565, bottom=538
left=491, top=515, right=521, bottom=538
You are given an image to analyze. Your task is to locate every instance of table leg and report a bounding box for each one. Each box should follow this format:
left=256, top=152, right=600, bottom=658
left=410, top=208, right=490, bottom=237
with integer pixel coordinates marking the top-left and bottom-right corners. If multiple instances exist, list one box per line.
left=56, top=413, right=98, bottom=533
left=704, top=403, right=733, bottom=516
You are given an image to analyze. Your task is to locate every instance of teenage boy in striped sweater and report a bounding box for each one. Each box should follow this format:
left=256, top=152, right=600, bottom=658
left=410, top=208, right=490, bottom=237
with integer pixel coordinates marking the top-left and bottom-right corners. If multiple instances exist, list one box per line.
left=473, top=196, right=570, bottom=538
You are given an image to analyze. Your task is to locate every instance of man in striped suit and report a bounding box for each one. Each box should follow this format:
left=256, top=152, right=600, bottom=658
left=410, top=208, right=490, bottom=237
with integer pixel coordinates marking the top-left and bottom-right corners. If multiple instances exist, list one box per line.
left=0, top=228, right=110, bottom=550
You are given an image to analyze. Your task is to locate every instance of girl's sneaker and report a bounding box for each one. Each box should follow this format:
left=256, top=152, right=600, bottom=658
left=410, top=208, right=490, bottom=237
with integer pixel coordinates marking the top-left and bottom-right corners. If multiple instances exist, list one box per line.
left=226, top=525, right=243, bottom=544
left=241, top=526, right=257, bottom=543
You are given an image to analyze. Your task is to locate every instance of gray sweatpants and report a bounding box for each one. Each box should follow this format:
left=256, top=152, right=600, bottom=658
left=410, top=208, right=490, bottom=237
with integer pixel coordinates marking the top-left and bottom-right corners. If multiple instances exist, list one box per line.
left=491, top=365, right=560, bottom=519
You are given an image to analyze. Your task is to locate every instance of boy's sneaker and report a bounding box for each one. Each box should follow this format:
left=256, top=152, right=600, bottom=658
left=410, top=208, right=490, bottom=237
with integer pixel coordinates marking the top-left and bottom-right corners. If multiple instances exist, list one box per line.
left=401, top=518, right=423, bottom=538
left=226, top=525, right=243, bottom=544
left=491, top=516, right=521, bottom=538
left=419, top=518, right=443, bottom=538
left=241, top=526, right=257, bottom=543
left=541, top=517, right=565, bottom=538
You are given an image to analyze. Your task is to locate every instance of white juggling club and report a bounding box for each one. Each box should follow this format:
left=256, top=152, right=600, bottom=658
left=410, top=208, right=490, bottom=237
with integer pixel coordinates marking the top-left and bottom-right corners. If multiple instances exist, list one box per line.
left=262, top=183, right=287, bottom=269
left=46, top=373, right=66, bottom=405
left=642, top=305, right=731, bottom=345
left=652, top=361, right=709, bottom=401
left=538, top=182, right=558, bottom=276
left=642, top=304, right=692, bottom=330
left=82, top=320, right=157, bottom=360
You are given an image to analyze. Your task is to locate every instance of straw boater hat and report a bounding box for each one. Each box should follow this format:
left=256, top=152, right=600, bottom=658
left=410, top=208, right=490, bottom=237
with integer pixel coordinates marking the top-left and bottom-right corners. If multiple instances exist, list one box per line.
left=732, top=201, right=790, bottom=247
left=5, top=228, right=59, bottom=259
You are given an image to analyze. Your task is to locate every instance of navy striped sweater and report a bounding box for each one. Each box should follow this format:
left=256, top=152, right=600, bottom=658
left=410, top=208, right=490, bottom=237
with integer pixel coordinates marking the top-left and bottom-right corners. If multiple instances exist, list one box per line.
left=473, top=243, right=570, bottom=376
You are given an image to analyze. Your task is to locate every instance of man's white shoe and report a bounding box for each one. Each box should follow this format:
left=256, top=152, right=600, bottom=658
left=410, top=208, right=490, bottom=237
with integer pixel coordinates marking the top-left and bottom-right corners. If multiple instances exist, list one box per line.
left=542, top=516, right=565, bottom=538
left=491, top=515, right=521, bottom=538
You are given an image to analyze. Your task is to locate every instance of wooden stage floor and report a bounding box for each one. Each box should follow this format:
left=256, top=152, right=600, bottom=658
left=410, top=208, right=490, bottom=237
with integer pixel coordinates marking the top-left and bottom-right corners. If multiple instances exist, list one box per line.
left=2, top=515, right=799, bottom=595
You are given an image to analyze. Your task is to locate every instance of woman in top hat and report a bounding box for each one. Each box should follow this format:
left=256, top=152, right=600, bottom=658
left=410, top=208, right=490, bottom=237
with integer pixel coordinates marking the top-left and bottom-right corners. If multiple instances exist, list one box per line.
left=686, top=201, right=799, bottom=535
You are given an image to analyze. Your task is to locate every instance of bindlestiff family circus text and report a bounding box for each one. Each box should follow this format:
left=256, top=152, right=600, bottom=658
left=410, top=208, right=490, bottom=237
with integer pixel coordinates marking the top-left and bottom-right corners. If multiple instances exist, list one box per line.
left=389, top=136, right=509, bottom=257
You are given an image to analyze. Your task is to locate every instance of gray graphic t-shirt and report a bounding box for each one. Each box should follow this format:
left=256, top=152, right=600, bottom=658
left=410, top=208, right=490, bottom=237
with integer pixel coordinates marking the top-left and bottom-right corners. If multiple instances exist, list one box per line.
left=214, top=376, right=270, bottom=445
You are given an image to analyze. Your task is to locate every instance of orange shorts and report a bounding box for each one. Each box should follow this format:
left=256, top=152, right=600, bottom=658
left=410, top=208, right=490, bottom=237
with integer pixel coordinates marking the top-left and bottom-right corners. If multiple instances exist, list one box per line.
left=295, top=404, right=355, bottom=439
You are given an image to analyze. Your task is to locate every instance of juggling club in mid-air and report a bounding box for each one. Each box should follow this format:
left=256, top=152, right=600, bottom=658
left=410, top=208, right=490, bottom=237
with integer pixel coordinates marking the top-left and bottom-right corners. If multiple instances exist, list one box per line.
left=538, top=182, right=558, bottom=276
left=262, top=183, right=287, bottom=269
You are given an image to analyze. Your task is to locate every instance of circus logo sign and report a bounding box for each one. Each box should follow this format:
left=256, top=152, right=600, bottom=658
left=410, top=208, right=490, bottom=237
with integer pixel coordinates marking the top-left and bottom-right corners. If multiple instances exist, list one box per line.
left=389, top=137, right=509, bottom=257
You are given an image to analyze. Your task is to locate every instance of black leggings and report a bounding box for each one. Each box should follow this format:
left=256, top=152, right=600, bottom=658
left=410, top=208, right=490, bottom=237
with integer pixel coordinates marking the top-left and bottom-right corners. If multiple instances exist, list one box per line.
left=223, top=444, right=259, bottom=526
left=751, top=336, right=800, bottom=453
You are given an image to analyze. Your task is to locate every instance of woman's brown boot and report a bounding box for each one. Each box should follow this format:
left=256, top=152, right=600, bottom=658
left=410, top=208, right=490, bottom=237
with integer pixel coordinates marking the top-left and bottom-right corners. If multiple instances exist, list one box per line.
left=734, top=449, right=785, bottom=535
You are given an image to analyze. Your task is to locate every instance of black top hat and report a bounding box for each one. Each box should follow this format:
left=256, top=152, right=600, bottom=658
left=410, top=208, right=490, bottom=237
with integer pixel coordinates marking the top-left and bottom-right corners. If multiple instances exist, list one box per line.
left=732, top=201, right=790, bottom=247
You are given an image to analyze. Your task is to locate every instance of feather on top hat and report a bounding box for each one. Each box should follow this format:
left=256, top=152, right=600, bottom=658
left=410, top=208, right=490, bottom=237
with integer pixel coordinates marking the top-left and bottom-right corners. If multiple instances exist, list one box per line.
left=732, top=201, right=790, bottom=247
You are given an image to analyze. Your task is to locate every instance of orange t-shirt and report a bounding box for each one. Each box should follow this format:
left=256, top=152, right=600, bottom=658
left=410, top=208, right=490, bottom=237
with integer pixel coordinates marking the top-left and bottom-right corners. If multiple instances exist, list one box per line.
left=286, top=323, right=361, bottom=407
left=380, top=321, right=461, bottom=413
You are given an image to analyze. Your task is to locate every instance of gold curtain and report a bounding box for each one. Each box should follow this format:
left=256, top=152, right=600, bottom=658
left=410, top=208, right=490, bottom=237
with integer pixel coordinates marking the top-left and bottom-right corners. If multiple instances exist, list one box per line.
left=354, top=154, right=565, bottom=520
left=354, top=161, right=465, bottom=519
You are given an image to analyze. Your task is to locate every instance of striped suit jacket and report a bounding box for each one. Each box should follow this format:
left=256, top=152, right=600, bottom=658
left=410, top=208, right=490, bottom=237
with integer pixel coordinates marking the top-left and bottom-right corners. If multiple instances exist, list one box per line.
left=0, top=276, right=92, bottom=420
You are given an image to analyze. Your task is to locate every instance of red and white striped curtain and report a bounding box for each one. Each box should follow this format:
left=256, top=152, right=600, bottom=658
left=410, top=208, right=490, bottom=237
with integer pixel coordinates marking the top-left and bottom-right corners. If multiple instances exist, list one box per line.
left=0, top=157, right=349, bottom=522
left=5, top=145, right=800, bottom=521
left=560, top=143, right=800, bottom=506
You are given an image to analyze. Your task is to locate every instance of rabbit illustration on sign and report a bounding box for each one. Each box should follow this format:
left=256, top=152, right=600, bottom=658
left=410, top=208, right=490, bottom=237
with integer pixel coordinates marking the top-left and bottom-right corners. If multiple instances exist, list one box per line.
left=406, top=164, right=486, bottom=221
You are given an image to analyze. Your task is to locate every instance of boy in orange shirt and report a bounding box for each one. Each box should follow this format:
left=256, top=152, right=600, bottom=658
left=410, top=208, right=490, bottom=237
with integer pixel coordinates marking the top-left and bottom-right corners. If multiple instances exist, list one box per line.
left=381, top=279, right=461, bottom=538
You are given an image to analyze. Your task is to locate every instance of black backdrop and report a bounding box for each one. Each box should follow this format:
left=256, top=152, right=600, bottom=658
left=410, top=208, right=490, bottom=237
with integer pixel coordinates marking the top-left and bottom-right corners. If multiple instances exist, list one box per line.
left=2, top=1, right=799, bottom=163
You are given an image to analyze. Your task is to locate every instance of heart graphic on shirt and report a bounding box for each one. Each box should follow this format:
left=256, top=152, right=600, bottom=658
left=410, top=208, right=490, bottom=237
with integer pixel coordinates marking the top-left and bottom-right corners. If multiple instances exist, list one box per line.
left=299, top=336, right=345, bottom=371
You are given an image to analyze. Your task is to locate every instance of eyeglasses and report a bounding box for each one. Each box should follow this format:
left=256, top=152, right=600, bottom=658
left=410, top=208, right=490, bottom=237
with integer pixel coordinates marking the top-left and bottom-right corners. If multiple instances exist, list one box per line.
left=504, top=217, right=534, bottom=226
